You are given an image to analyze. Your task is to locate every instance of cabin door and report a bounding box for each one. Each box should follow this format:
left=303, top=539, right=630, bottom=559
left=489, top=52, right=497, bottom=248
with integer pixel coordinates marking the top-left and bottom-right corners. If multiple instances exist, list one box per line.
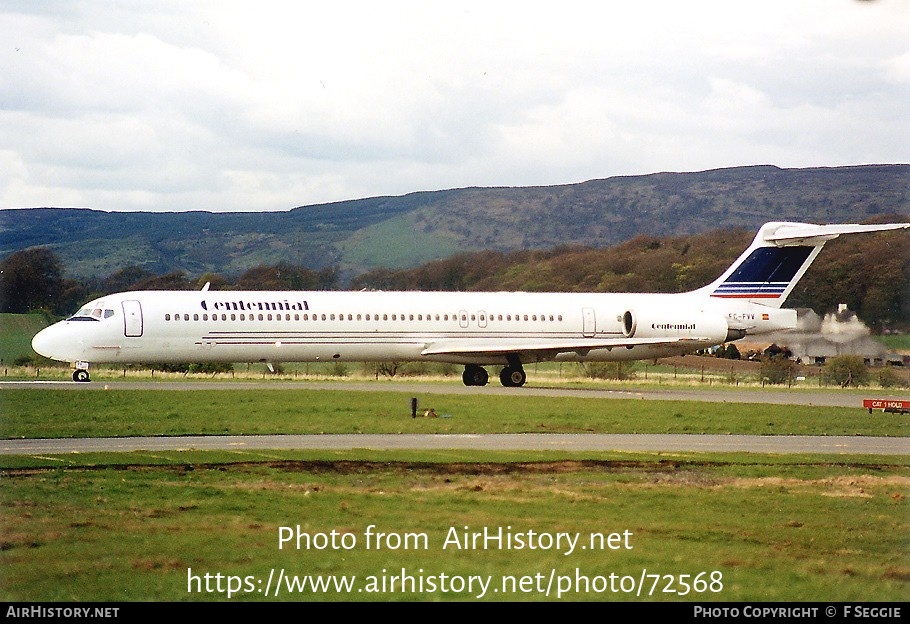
left=122, top=300, right=144, bottom=337
left=582, top=307, right=596, bottom=337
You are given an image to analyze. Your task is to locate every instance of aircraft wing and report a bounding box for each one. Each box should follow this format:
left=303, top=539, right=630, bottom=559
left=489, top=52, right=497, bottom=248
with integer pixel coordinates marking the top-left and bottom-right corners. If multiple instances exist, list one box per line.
left=420, top=336, right=708, bottom=359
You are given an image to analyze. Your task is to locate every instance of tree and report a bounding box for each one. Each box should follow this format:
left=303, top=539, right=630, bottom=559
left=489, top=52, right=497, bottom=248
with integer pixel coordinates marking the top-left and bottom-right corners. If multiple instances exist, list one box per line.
left=101, top=266, right=155, bottom=293
left=129, top=271, right=193, bottom=291
left=236, top=263, right=337, bottom=291
left=0, top=248, right=64, bottom=313
left=824, top=355, right=871, bottom=387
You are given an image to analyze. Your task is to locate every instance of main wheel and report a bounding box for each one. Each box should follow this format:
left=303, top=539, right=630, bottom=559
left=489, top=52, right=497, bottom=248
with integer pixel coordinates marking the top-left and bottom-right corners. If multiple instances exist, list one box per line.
left=462, top=365, right=489, bottom=386
left=499, top=366, right=526, bottom=387
left=73, top=369, right=90, bottom=383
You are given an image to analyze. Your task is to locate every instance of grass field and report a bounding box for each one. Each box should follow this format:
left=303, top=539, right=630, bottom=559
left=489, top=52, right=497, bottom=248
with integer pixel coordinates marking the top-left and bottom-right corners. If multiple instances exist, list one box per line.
left=1, top=385, right=908, bottom=602
left=1, top=451, right=907, bottom=602
left=879, top=333, right=910, bottom=353
left=0, top=313, right=50, bottom=365
left=1, top=388, right=909, bottom=439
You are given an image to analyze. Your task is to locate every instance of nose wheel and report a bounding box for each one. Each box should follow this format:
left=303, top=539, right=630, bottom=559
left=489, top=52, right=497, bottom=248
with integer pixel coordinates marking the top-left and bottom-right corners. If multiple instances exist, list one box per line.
left=72, top=369, right=91, bottom=383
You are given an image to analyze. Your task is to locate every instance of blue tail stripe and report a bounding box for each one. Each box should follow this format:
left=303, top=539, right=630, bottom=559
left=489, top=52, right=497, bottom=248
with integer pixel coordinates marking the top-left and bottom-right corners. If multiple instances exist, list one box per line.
left=715, top=246, right=814, bottom=295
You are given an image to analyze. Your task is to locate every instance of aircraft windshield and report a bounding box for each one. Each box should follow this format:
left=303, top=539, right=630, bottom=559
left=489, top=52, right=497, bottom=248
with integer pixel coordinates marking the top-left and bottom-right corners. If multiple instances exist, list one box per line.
left=67, top=307, right=115, bottom=321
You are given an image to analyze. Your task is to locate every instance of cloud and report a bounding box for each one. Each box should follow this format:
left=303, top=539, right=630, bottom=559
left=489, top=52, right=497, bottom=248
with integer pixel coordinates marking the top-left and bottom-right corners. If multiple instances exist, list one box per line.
left=1, top=0, right=907, bottom=212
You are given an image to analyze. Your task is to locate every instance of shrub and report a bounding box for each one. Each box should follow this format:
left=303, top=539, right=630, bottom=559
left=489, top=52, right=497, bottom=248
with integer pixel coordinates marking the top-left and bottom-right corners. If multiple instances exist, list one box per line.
left=878, top=367, right=908, bottom=389
left=187, top=362, right=234, bottom=374
left=584, top=361, right=638, bottom=380
left=331, top=362, right=349, bottom=377
left=761, top=354, right=794, bottom=385
left=824, top=355, right=870, bottom=387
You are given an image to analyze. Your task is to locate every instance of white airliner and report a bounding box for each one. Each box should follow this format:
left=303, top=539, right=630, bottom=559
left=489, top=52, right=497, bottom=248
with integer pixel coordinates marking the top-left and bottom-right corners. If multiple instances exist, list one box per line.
left=31, top=221, right=908, bottom=386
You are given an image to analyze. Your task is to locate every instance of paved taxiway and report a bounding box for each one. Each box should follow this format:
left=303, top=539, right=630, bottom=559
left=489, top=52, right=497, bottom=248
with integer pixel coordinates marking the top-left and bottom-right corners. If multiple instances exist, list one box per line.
left=2, top=380, right=906, bottom=456
left=1, top=432, right=906, bottom=456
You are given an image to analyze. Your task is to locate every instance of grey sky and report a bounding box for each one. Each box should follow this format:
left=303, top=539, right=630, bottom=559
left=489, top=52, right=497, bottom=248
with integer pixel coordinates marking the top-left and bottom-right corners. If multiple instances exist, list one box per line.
left=1, top=0, right=907, bottom=212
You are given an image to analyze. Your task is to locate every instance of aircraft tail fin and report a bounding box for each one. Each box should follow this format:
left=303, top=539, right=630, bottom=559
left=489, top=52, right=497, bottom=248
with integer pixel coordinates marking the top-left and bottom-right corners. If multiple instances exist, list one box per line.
left=694, top=221, right=909, bottom=309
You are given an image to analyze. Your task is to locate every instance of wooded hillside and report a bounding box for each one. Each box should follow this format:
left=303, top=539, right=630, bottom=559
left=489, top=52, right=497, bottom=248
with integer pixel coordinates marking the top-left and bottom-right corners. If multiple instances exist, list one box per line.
left=2, top=164, right=907, bottom=281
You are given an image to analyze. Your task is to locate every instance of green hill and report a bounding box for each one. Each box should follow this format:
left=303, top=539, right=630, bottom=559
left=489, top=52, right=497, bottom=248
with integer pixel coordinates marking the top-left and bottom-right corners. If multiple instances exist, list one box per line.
left=1, top=164, right=908, bottom=281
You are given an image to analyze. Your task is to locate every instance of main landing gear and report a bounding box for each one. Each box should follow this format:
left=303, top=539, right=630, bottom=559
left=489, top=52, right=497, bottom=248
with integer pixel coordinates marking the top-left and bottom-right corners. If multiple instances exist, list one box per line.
left=462, top=364, right=489, bottom=386
left=499, top=365, right=526, bottom=387
left=462, top=357, right=527, bottom=388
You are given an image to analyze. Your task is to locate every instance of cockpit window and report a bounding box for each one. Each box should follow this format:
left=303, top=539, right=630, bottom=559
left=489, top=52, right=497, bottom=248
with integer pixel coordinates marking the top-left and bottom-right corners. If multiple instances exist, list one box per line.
left=67, top=307, right=115, bottom=321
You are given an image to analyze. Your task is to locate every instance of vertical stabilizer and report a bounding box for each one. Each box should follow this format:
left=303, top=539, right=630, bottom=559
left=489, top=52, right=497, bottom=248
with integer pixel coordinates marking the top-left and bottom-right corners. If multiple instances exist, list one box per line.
left=695, top=221, right=909, bottom=309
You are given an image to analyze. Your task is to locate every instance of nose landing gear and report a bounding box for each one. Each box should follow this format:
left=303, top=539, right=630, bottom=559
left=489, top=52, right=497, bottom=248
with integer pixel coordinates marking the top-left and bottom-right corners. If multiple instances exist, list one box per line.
left=72, top=362, right=91, bottom=383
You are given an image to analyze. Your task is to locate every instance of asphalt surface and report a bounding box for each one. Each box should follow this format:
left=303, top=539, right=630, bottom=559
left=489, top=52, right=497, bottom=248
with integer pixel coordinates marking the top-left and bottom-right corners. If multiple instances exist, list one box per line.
left=1, top=432, right=906, bottom=456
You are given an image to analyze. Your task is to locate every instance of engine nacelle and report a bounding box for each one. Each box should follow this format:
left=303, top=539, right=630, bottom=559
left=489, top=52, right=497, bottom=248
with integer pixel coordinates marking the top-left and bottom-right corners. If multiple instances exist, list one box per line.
left=621, top=308, right=729, bottom=344
left=622, top=310, right=636, bottom=337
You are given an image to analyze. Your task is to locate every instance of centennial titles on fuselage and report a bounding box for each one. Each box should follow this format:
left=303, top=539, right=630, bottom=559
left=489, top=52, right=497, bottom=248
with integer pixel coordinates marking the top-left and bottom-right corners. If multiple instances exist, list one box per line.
left=200, top=298, right=310, bottom=312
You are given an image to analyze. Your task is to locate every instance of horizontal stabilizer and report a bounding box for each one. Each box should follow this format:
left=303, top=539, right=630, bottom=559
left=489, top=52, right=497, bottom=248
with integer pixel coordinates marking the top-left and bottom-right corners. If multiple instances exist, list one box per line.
left=762, top=222, right=909, bottom=246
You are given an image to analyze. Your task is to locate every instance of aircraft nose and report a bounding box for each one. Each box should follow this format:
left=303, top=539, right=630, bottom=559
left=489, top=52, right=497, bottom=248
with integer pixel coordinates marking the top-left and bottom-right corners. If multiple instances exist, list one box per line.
left=31, top=326, right=54, bottom=358
left=31, top=323, right=69, bottom=362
